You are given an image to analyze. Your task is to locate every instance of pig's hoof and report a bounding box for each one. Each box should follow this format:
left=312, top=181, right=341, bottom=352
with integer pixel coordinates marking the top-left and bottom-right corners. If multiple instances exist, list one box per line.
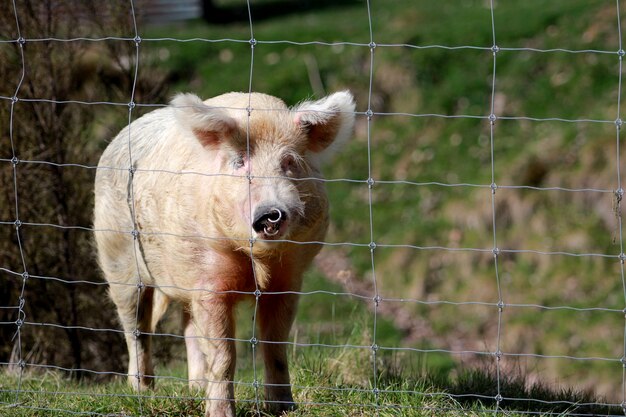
left=266, top=400, right=297, bottom=415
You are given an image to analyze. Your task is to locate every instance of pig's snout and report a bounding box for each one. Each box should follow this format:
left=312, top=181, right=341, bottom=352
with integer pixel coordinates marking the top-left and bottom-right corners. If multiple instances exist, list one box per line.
left=252, top=206, right=288, bottom=238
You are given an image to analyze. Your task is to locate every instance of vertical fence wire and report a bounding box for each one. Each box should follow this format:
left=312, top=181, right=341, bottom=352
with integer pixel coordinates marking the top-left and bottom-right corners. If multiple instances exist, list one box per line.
left=615, top=0, right=626, bottom=413
left=244, top=1, right=263, bottom=415
left=363, top=0, right=381, bottom=415
left=487, top=1, right=504, bottom=414
left=125, top=0, right=147, bottom=414
left=7, top=0, right=28, bottom=407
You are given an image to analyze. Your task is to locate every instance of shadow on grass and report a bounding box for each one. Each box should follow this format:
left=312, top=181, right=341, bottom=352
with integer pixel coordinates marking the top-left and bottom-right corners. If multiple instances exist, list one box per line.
left=380, top=364, right=622, bottom=417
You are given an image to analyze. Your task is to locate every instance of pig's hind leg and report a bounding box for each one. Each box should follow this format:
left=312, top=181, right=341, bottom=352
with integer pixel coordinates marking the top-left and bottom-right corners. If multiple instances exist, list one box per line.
left=191, top=295, right=237, bottom=417
left=109, top=282, right=156, bottom=391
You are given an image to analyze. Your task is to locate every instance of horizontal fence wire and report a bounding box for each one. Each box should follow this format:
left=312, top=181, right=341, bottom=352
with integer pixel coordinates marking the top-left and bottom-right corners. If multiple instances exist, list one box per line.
left=2, top=0, right=626, bottom=416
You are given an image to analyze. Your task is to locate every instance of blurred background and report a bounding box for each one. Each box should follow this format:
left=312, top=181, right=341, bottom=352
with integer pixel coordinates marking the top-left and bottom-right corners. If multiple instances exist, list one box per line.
left=1, top=0, right=624, bottom=405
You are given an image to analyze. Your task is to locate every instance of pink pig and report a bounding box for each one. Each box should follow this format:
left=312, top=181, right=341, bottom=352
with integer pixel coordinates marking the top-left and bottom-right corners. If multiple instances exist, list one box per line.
left=93, top=91, right=355, bottom=416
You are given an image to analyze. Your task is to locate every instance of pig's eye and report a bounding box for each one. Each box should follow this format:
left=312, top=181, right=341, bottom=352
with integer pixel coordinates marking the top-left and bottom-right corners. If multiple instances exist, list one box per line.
left=233, top=153, right=246, bottom=169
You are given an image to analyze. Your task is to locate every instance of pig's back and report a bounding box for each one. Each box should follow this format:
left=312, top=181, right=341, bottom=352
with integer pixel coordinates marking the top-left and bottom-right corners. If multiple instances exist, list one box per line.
left=94, top=106, right=196, bottom=288
left=96, top=107, right=179, bottom=173
left=94, top=106, right=187, bottom=237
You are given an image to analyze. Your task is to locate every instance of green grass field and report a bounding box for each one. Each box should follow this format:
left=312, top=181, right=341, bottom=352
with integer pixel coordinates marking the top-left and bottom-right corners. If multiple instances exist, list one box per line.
left=1, top=353, right=618, bottom=416
left=0, top=272, right=620, bottom=416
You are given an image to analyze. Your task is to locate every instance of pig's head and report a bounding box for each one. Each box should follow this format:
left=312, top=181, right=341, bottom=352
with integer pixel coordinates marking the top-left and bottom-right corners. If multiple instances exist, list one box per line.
left=171, top=91, right=355, bottom=252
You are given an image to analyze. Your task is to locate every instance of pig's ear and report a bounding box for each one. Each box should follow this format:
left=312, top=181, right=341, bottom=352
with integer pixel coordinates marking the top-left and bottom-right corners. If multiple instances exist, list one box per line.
left=170, top=93, right=238, bottom=148
left=293, top=91, right=356, bottom=161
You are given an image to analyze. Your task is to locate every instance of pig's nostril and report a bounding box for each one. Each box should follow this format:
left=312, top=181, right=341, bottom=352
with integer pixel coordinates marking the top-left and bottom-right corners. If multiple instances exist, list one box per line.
left=266, top=209, right=282, bottom=223
left=252, top=207, right=287, bottom=234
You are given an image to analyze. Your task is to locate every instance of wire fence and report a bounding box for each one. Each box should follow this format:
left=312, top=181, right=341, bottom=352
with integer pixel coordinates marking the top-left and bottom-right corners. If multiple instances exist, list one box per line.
left=2, top=0, right=626, bottom=416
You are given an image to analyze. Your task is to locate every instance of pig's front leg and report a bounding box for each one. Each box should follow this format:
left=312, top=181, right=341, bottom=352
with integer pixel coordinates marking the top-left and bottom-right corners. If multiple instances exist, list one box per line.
left=191, top=295, right=236, bottom=417
left=258, top=292, right=299, bottom=414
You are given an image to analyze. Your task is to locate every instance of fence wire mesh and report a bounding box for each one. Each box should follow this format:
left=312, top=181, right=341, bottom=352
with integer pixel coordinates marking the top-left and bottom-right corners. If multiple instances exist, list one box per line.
left=2, top=0, right=626, bottom=416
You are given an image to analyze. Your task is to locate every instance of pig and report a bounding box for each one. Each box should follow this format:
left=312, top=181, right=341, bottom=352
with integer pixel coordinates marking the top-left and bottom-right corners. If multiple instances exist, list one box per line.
left=93, top=90, right=355, bottom=416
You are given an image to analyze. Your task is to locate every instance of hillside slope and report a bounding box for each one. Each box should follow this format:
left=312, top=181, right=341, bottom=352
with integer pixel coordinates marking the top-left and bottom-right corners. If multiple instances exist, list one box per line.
left=142, top=0, right=626, bottom=401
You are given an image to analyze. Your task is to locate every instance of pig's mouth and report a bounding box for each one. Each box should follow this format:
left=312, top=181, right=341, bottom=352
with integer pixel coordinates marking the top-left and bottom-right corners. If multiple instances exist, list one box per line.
left=252, top=207, right=288, bottom=239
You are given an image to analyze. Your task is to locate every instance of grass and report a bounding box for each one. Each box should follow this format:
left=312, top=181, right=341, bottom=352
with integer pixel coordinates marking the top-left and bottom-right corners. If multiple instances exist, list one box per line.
left=0, top=347, right=620, bottom=416
left=1, top=273, right=619, bottom=416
